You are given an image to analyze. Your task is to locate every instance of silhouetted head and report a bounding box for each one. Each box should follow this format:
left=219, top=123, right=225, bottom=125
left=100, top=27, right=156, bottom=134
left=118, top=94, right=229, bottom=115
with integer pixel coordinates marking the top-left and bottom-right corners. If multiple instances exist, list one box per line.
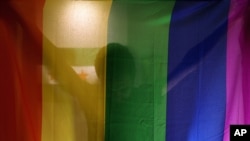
left=95, top=43, right=135, bottom=87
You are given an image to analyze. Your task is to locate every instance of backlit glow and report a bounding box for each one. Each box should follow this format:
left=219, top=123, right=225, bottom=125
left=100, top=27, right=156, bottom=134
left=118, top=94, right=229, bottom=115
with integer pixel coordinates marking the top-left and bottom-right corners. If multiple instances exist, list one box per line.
left=44, top=0, right=112, bottom=48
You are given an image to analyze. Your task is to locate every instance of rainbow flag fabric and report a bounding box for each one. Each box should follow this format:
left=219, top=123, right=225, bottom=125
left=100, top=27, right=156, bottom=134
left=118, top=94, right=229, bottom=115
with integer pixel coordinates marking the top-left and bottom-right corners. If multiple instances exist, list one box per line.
left=0, top=0, right=250, bottom=141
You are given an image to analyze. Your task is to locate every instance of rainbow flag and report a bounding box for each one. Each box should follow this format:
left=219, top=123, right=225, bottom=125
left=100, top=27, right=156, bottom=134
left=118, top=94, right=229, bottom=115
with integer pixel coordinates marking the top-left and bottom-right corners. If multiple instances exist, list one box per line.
left=1, top=0, right=250, bottom=141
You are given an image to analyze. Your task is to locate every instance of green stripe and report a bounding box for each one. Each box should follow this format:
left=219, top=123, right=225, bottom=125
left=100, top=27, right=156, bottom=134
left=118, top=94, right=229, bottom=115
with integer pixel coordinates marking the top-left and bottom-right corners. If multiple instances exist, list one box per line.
left=106, top=1, right=175, bottom=141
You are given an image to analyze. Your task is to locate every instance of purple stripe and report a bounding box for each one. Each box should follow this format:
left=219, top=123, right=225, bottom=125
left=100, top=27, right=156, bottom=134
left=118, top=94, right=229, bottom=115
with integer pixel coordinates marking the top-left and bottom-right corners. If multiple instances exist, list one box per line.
left=224, top=0, right=250, bottom=141
left=241, top=0, right=250, bottom=123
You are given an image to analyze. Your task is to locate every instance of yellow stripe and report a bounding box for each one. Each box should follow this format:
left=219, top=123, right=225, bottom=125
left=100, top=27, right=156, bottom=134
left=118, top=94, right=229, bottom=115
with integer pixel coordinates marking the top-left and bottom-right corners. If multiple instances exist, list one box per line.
left=42, top=0, right=112, bottom=141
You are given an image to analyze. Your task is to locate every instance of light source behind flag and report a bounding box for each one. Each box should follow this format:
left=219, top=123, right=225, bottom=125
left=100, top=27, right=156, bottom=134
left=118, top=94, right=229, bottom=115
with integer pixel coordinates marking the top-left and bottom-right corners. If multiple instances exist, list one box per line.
left=2, top=1, right=250, bottom=141
left=42, top=0, right=112, bottom=141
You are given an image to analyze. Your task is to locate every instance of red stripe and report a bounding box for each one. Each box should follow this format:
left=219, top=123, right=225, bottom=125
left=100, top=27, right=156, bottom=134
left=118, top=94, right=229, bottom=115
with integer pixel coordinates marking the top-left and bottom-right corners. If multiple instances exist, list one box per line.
left=0, top=17, right=18, bottom=141
left=0, top=1, right=44, bottom=141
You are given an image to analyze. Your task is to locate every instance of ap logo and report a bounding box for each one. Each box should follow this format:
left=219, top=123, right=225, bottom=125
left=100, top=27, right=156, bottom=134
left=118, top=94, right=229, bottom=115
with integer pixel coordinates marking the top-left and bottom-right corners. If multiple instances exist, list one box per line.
left=230, top=125, right=250, bottom=141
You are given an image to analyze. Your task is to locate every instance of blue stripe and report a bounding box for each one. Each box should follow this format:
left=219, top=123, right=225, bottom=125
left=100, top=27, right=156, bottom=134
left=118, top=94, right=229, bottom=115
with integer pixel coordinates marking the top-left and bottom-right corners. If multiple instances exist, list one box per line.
left=167, top=1, right=229, bottom=141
